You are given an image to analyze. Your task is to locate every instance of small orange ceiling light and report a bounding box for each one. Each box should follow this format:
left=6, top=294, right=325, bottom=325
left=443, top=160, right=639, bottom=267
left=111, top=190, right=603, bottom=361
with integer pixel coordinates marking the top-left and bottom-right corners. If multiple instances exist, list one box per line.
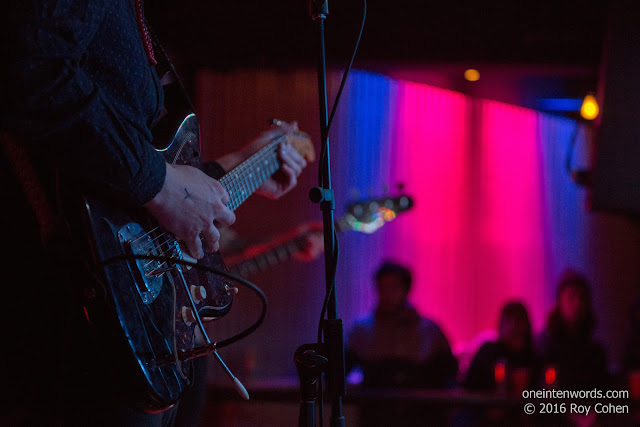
left=464, top=68, right=480, bottom=82
left=580, top=93, right=599, bottom=120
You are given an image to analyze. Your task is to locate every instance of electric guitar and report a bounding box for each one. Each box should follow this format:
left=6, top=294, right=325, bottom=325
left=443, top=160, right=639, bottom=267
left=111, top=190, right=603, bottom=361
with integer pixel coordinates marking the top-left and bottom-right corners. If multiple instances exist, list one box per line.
left=80, top=113, right=314, bottom=411
left=227, top=194, right=414, bottom=277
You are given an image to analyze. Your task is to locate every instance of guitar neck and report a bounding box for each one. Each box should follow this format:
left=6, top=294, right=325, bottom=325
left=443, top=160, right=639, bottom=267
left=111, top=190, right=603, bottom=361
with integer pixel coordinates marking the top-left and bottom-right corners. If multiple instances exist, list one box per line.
left=227, top=220, right=348, bottom=277
left=218, top=137, right=284, bottom=212
left=228, top=235, right=308, bottom=277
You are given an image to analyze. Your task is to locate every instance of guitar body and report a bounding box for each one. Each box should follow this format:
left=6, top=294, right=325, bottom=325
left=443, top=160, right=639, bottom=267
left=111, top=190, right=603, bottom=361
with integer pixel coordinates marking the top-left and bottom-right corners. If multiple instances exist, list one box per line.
left=76, top=89, right=314, bottom=410
left=80, top=114, right=234, bottom=411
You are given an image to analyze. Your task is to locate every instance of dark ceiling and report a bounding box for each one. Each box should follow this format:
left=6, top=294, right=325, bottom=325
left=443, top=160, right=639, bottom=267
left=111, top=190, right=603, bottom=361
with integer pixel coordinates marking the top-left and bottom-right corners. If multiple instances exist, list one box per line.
left=147, top=0, right=610, bottom=108
left=148, top=0, right=608, bottom=69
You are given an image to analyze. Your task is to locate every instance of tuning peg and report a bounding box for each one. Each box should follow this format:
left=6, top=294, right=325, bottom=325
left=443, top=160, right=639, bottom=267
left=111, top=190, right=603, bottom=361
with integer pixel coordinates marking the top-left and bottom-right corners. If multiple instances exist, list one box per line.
left=397, top=182, right=406, bottom=192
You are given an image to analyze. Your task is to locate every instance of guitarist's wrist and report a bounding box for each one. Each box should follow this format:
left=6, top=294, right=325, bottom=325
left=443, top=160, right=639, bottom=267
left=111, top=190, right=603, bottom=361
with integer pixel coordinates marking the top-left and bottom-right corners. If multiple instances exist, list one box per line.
left=144, top=162, right=171, bottom=211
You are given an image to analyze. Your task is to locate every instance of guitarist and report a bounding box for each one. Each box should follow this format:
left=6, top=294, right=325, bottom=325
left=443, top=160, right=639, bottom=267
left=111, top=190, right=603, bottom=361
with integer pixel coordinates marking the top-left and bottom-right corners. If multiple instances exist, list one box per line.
left=0, top=1, right=307, bottom=425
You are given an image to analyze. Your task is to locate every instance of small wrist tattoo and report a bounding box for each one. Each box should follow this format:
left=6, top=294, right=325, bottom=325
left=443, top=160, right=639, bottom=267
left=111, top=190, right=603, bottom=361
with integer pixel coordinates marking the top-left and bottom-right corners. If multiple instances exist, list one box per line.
left=184, top=188, right=192, bottom=200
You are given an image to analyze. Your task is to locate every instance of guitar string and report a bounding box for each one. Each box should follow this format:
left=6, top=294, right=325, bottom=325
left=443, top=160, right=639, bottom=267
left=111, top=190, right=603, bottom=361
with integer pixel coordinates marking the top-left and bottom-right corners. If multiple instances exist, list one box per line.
left=127, top=144, right=268, bottom=252
left=225, top=151, right=277, bottom=210
left=140, top=230, right=172, bottom=247
left=131, top=133, right=301, bottom=247
left=141, top=239, right=177, bottom=268
left=232, top=236, right=302, bottom=276
left=136, top=145, right=279, bottom=259
left=222, top=132, right=300, bottom=209
left=130, top=225, right=162, bottom=244
left=221, top=140, right=281, bottom=210
left=222, top=134, right=285, bottom=194
left=134, top=135, right=294, bottom=257
left=219, top=137, right=279, bottom=191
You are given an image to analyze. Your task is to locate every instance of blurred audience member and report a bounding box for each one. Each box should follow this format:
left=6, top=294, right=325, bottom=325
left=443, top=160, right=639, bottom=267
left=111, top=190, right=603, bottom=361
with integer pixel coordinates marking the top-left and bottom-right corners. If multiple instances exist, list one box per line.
left=624, top=296, right=640, bottom=401
left=346, top=261, right=457, bottom=426
left=624, top=295, right=640, bottom=372
left=537, top=270, right=607, bottom=390
left=346, top=261, right=458, bottom=388
left=464, top=301, right=539, bottom=394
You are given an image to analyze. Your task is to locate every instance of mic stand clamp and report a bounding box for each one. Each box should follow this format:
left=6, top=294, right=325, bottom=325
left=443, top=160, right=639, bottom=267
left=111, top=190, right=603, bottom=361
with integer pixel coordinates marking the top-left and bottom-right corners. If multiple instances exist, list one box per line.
left=309, top=187, right=335, bottom=211
left=295, top=343, right=328, bottom=427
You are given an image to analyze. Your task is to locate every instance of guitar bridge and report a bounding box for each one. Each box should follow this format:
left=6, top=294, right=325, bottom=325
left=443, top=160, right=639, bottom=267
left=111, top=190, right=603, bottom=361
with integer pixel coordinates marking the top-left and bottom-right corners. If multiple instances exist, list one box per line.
left=118, top=223, right=176, bottom=304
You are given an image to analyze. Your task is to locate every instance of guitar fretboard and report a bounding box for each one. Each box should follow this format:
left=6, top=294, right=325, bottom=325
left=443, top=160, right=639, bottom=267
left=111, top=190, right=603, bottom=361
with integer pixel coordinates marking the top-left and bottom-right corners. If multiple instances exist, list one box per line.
left=226, top=220, right=349, bottom=277
left=228, top=235, right=308, bottom=277
left=218, top=136, right=284, bottom=211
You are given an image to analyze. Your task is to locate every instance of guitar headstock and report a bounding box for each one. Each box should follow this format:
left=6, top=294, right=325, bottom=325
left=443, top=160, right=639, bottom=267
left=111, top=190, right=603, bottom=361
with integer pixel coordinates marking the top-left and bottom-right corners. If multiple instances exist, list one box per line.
left=286, top=131, right=316, bottom=162
left=341, top=194, right=414, bottom=234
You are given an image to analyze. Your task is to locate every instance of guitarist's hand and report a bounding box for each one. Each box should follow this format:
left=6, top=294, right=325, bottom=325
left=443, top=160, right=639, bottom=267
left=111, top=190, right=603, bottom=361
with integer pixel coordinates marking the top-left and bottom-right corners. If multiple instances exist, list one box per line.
left=256, top=121, right=307, bottom=199
left=144, top=163, right=236, bottom=259
left=216, top=121, right=309, bottom=199
left=292, top=222, right=325, bottom=261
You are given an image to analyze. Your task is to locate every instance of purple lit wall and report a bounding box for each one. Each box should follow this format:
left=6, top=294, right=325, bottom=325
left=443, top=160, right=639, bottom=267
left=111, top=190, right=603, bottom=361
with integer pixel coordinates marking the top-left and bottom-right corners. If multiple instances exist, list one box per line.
left=196, top=69, right=639, bottom=381
left=331, top=72, right=582, bottom=348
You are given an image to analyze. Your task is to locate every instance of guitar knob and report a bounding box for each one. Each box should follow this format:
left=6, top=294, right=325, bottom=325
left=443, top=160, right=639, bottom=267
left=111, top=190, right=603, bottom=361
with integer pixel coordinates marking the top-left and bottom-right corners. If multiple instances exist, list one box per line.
left=224, top=284, right=239, bottom=295
left=190, top=285, right=207, bottom=303
left=182, top=307, right=197, bottom=325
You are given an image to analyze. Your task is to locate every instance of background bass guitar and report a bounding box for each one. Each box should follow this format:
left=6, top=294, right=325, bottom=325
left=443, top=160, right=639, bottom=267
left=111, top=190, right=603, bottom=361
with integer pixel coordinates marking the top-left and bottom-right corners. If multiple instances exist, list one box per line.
left=226, top=194, right=414, bottom=277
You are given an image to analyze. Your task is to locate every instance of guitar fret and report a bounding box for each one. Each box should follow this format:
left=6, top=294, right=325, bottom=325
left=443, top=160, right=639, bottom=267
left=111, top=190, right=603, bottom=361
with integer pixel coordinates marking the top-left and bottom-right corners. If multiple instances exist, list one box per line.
left=256, top=255, right=268, bottom=271
left=275, top=246, right=288, bottom=262
left=285, top=241, right=298, bottom=256
left=247, top=261, right=259, bottom=275
left=266, top=251, right=277, bottom=266
left=220, top=140, right=281, bottom=211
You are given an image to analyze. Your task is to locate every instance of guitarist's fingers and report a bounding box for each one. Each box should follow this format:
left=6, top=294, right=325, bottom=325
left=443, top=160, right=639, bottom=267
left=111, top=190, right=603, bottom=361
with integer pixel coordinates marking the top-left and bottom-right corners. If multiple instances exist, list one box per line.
left=212, top=179, right=230, bottom=205
left=279, top=164, right=298, bottom=190
left=288, top=144, right=307, bottom=173
left=185, top=232, right=205, bottom=260
left=213, top=207, right=236, bottom=229
left=201, top=225, right=221, bottom=253
left=279, top=144, right=306, bottom=176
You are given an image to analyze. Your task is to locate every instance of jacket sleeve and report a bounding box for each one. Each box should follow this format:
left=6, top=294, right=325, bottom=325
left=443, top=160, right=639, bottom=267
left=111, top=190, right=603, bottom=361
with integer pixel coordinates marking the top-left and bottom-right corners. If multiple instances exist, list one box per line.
left=2, top=0, right=165, bottom=205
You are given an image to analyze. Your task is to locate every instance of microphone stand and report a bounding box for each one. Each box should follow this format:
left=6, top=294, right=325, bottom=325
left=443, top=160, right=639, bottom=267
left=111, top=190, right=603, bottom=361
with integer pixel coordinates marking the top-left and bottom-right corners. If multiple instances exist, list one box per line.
left=294, top=1, right=346, bottom=426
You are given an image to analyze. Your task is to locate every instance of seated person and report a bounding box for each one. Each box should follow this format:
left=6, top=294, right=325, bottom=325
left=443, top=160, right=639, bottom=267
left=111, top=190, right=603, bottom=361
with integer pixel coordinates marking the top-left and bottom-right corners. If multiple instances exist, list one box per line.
left=537, top=269, right=607, bottom=390
left=346, top=261, right=458, bottom=389
left=464, top=301, right=539, bottom=394
left=346, top=261, right=458, bottom=427
left=623, top=295, right=640, bottom=372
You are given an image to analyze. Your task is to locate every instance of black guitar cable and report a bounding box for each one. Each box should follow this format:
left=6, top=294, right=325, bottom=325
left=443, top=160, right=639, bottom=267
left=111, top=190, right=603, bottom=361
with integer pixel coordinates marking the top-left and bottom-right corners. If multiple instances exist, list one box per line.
left=100, top=254, right=268, bottom=350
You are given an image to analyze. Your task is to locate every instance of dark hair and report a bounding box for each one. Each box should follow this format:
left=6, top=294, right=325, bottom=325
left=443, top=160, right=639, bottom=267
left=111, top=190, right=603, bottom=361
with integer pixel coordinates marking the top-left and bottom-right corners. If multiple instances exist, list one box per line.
left=499, top=301, right=533, bottom=350
left=547, top=269, right=596, bottom=338
left=375, top=261, right=412, bottom=292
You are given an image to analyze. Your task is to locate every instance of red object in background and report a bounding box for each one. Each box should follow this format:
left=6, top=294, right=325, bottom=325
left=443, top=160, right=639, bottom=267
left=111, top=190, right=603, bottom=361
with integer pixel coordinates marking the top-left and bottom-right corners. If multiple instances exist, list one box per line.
left=510, top=367, right=531, bottom=395
left=545, top=367, right=557, bottom=385
left=494, top=361, right=506, bottom=385
left=629, top=371, right=640, bottom=399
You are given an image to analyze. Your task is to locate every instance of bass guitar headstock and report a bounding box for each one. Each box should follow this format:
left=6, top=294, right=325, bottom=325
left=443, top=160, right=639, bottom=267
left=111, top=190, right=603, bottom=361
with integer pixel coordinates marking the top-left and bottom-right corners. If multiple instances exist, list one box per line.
left=340, top=194, right=414, bottom=234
